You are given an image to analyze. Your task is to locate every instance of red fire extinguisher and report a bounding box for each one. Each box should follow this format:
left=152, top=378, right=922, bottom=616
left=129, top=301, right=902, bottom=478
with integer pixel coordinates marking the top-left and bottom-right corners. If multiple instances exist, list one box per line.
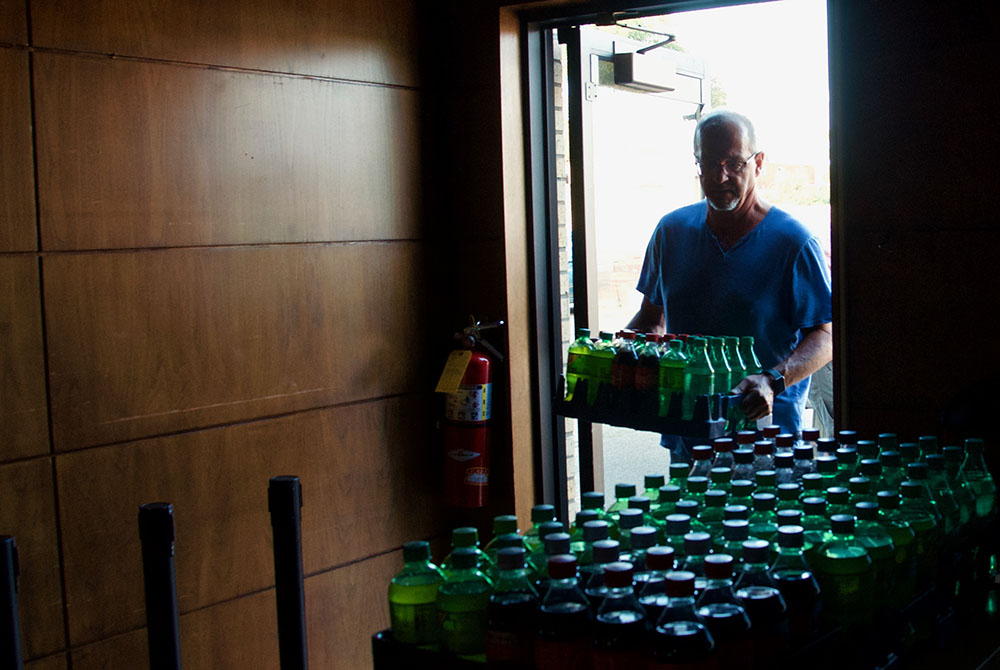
left=441, top=318, right=504, bottom=508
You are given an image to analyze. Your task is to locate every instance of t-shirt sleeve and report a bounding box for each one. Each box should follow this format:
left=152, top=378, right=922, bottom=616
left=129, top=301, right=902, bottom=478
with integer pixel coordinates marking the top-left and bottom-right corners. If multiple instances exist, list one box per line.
left=635, top=224, right=664, bottom=307
left=791, top=236, right=833, bottom=329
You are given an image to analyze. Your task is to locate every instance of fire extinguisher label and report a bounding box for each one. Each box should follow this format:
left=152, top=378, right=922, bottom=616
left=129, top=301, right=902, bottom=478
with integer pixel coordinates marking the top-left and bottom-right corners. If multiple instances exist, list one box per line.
left=447, top=449, right=481, bottom=462
left=444, top=383, right=492, bottom=422
left=465, top=467, right=489, bottom=485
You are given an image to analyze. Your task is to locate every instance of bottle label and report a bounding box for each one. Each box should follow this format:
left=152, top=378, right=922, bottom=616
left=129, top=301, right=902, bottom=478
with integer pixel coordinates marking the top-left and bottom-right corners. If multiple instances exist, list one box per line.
left=390, top=601, right=439, bottom=645
left=445, top=383, right=492, bottom=422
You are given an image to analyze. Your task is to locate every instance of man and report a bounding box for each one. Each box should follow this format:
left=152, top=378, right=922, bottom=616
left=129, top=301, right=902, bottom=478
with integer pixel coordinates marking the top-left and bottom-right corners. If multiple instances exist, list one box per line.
left=627, top=110, right=832, bottom=459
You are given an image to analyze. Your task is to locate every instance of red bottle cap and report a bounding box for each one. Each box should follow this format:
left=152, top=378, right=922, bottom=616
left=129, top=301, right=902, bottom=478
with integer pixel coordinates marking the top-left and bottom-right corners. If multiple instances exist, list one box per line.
left=646, top=546, right=676, bottom=571
left=692, top=445, right=714, bottom=461
left=713, top=437, right=735, bottom=453
left=704, top=554, right=735, bottom=579
left=776, top=434, right=795, bottom=448
left=603, top=561, right=634, bottom=588
left=665, top=571, right=696, bottom=597
left=737, top=430, right=757, bottom=445
left=754, top=440, right=774, bottom=455
left=547, top=554, right=578, bottom=579
left=763, top=425, right=781, bottom=438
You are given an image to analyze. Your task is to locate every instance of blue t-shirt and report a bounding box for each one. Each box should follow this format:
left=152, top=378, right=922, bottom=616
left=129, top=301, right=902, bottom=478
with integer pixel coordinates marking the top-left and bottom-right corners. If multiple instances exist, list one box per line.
left=636, top=200, right=832, bottom=435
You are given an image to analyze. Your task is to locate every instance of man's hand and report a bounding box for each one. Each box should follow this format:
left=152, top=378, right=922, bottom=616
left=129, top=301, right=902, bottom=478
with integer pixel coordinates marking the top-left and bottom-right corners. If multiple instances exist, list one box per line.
left=733, top=374, right=775, bottom=421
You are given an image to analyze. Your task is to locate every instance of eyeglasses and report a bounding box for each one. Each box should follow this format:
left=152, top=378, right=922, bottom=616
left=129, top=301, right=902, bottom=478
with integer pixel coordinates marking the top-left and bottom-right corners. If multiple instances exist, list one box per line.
left=695, top=152, right=760, bottom=177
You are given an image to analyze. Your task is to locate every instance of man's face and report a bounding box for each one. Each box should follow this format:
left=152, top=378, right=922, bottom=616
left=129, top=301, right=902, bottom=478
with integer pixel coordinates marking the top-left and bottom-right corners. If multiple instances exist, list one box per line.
left=696, top=122, right=761, bottom=213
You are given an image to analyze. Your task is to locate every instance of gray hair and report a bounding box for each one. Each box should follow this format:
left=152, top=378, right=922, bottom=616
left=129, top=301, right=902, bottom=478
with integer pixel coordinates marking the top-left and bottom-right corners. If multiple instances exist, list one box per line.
left=693, top=110, right=758, bottom=158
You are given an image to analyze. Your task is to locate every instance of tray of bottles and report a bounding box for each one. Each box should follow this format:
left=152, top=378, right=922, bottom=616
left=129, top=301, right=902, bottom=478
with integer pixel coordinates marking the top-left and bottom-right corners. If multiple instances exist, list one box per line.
left=553, top=375, right=737, bottom=438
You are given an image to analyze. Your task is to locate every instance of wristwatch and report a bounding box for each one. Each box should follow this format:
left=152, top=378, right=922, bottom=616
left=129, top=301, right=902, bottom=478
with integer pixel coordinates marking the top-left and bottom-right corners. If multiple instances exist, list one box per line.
left=763, top=368, right=786, bottom=395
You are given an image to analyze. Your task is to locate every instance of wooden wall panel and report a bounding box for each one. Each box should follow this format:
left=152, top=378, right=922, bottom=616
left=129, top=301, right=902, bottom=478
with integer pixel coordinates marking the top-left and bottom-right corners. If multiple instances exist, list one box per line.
left=0, top=49, right=35, bottom=251
left=34, top=53, right=422, bottom=251
left=0, top=0, right=26, bottom=44
left=30, top=0, right=419, bottom=87
left=44, top=243, right=429, bottom=449
left=0, top=257, right=49, bottom=462
left=25, top=654, right=68, bottom=670
left=0, top=459, right=65, bottom=659
left=57, top=396, right=446, bottom=645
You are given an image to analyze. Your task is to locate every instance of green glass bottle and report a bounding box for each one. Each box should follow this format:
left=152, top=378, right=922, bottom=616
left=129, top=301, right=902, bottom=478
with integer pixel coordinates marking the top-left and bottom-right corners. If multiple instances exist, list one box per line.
left=659, top=339, right=689, bottom=417
left=776, top=483, right=802, bottom=511
left=898, top=442, right=920, bottom=467
left=644, top=474, right=666, bottom=505
left=815, top=454, right=839, bottom=486
left=834, top=447, right=859, bottom=485
left=813, top=515, right=874, bottom=629
left=663, top=514, right=693, bottom=562
left=898, top=481, right=942, bottom=590
left=698, top=490, right=729, bottom=537
left=749, top=493, right=779, bottom=543
left=581, top=491, right=613, bottom=526
left=879, top=450, right=905, bottom=493
left=739, top=336, right=763, bottom=376
left=683, top=337, right=714, bottom=421
left=681, top=532, right=714, bottom=595
left=676, top=500, right=708, bottom=535
left=723, top=335, right=747, bottom=389
left=484, top=515, right=521, bottom=566
left=877, top=433, right=899, bottom=454
left=853, top=502, right=896, bottom=611
left=825, top=486, right=851, bottom=518
left=685, top=476, right=710, bottom=509
left=589, top=332, right=616, bottom=405
left=729, top=479, right=754, bottom=511
left=442, top=527, right=496, bottom=581
left=856, top=440, right=878, bottom=460
left=800, top=496, right=833, bottom=550
left=923, top=455, right=964, bottom=536
left=528, top=521, right=566, bottom=578
left=875, top=491, right=917, bottom=610
left=653, top=485, right=682, bottom=523
left=706, top=337, right=732, bottom=395
left=524, top=504, right=557, bottom=554
left=918, top=435, right=939, bottom=460
left=569, top=509, right=600, bottom=556
left=709, top=467, right=733, bottom=494
left=607, top=483, right=637, bottom=529
left=715, top=519, right=751, bottom=560
left=962, top=438, right=996, bottom=520
left=941, top=446, right=976, bottom=529
left=628, top=495, right=658, bottom=530
left=565, top=327, right=594, bottom=402
left=669, top=462, right=690, bottom=491
left=438, top=546, right=494, bottom=656
left=389, top=540, right=445, bottom=646
left=847, top=476, right=876, bottom=507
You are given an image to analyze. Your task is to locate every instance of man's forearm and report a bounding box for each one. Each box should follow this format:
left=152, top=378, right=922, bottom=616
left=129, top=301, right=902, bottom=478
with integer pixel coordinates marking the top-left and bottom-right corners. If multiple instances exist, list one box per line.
left=771, top=323, right=833, bottom=388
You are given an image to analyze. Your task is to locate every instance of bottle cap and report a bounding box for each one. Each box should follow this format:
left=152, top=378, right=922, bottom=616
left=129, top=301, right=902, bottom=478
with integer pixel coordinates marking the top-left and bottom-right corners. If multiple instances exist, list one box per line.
left=942, top=446, right=964, bottom=462
left=538, top=521, right=565, bottom=539
left=704, top=553, right=735, bottom=579
left=496, top=533, right=524, bottom=549
left=777, top=483, right=801, bottom=500
left=583, top=520, right=610, bottom=542
left=763, top=425, right=781, bottom=438
left=741, top=539, right=771, bottom=563
left=631, top=526, right=658, bottom=549
left=906, top=462, right=929, bottom=480
left=622, top=331, right=636, bottom=340
left=737, top=430, right=757, bottom=445
left=776, top=525, right=805, bottom=548
left=659, top=485, right=682, bottom=503
left=629, top=496, right=652, bottom=513
left=900, top=481, right=923, bottom=499
left=547, top=554, right=578, bottom=579
left=751, top=492, right=777, bottom=511
left=857, top=440, right=879, bottom=459
left=544, top=532, right=571, bottom=556
left=855, top=501, right=879, bottom=521
left=816, top=455, right=838, bottom=474
left=880, top=450, right=901, bottom=467
left=615, top=483, right=637, bottom=499
left=919, top=435, right=939, bottom=453
left=665, top=514, right=692, bottom=536
left=877, top=490, right=900, bottom=509
left=793, top=445, right=814, bottom=461
left=802, top=428, right=820, bottom=441
left=849, top=476, right=871, bottom=493
left=826, top=487, right=849, bottom=504
left=603, top=561, right=635, bottom=588
left=734, top=448, right=754, bottom=464
left=575, top=509, right=600, bottom=528
left=710, top=467, right=733, bottom=484
left=492, top=515, right=519, bottom=536
left=619, top=508, right=644, bottom=530
left=403, top=540, right=431, bottom=563
left=705, top=489, right=728, bottom=507
left=645, top=473, right=666, bottom=489
left=803, top=497, right=827, bottom=515
left=582, top=491, right=606, bottom=510
left=754, top=440, right=774, bottom=455
left=683, top=532, right=712, bottom=555
left=670, top=462, right=690, bottom=479
left=817, top=437, right=839, bottom=453
left=776, top=509, right=802, bottom=526
left=593, top=539, right=621, bottom=564
left=687, top=476, right=709, bottom=493
left=731, top=480, right=753, bottom=497
left=497, top=546, right=526, bottom=570
left=774, top=454, right=795, bottom=469
left=802, top=473, right=824, bottom=490
left=531, top=504, right=556, bottom=523
left=776, top=433, right=795, bottom=449
left=830, top=514, right=855, bottom=534
left=576, top=327, right=591, bottom=338
left=836, top=447, right=858, bottom=464
left=451, top=546, right=479, bottom=570
left=451, top=527, right=478, bottom=548
left=665, top=571, right=697, bottom=597
left=966, top=438, right=985, bottom=452
left=837, top=430, right=858, bottom=446
left=692, top=445, right=714, bottom=461
left=878, top=433, right=899, bottom=450
left=756, top=470, right=777, bottom=487
left=675, top=500, right=700, bottom=517
left=724, top=504, right=750, bottom=521
left=899, top=442, right=919, bottom=460
left=646, top=546, right=676, bottom=571
left=722, top=519, right=750, bottom=541
left=859, top=459, right=882, bottom=477
left=925, top=454, right=946, bottom=471
left=713, top=437, right=735, bottom=453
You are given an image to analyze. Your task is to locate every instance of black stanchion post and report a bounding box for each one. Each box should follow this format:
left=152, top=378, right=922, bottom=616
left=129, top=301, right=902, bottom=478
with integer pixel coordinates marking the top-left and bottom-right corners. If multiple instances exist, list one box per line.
left=1, top=536, right=23, bottom=670
left=138, top=503, right=182, bottom=670
left=269, top=475, right=308, bottom=670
